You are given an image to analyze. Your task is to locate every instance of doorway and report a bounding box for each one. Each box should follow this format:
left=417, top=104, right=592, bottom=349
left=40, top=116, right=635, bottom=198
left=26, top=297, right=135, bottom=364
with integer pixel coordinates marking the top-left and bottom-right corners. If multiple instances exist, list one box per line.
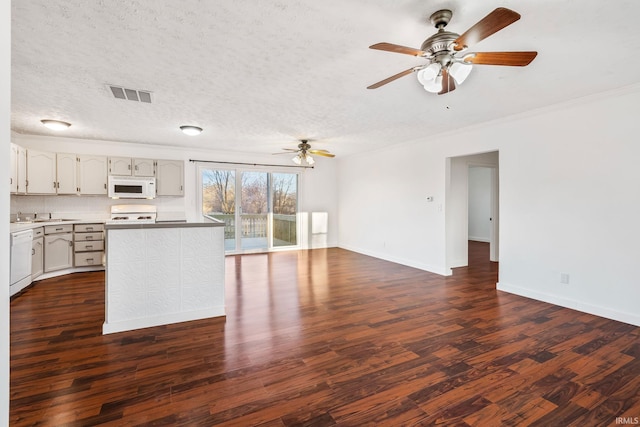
left=445, top=151, right=499, bottom=271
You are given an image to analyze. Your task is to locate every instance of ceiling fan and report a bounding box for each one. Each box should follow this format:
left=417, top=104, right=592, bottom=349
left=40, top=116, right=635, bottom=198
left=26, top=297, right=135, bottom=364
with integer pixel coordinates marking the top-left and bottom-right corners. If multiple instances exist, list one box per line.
left=274, top=140, right=335, bottom=165
left=367, top=7, right=537, bottom=94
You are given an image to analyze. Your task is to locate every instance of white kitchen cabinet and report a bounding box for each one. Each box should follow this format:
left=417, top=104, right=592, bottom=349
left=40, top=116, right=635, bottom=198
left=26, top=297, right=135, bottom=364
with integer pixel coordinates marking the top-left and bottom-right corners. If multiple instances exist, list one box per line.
left=155, top=159, right=184, bottom=196
left=10, top=143, right=18, bottom=193
left=27, top=149, right=57, bottom=194
left=74, top=223, right=105, bottom=267
left=108, top=157, right=133, bottom=175
left=32, top=235, right=44, bottom=279
left=108, top=157, right=155, bottom=177
left=17, top=145, right=27, bottom=194
left=78, top=155, right=108, bottom=195
left=44, top=225, right=74, bottom=273
left=56, top=153, right=78, bottom=194
left=133, top=158, right=155, bottom=177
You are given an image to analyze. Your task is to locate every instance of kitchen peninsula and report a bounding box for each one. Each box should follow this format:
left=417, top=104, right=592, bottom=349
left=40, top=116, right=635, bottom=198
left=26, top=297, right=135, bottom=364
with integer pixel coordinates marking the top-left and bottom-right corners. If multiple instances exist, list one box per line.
left=103, top=220, right=225, bottom=334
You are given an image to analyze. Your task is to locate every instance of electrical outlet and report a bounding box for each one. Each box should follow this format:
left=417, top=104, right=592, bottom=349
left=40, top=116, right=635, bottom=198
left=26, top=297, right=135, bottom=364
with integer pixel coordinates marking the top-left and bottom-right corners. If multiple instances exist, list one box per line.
left=560, top=273, right=570, bottom=284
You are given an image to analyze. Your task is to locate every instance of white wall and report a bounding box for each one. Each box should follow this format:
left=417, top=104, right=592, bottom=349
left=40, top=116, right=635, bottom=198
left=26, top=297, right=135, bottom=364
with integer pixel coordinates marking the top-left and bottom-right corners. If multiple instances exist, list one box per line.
left=338, top=85, right=640, bottom=327
left=11, top=135, right=339, bottom=249
left=1, top=1, right=10, bottom=423
left=468, top=167, right=492, bottom=242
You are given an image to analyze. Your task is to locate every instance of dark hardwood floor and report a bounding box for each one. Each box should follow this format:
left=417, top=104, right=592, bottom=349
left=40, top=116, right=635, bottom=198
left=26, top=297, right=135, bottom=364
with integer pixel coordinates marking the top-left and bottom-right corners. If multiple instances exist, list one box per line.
left=10, top=242, right=640, bottom=426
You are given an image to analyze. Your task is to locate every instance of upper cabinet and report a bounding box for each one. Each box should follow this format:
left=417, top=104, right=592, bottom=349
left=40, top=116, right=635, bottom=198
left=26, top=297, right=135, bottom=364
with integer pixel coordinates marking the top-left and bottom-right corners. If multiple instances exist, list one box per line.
left=134, top=158, right=155, bottom=177
left=26, top=149, right=57, bottom=194
left=56, top=153, right=78, bottom=195
left=78, top=155, right=108, bottom=195
left=108, top=156, right=132, bottom=176
left=156, top=160, right=184, bottom=196
left=108, top=157, right=155, bottom=177
left=12, top=145, right=182, bottom=198
left=10, top=143, right=27, bottom=195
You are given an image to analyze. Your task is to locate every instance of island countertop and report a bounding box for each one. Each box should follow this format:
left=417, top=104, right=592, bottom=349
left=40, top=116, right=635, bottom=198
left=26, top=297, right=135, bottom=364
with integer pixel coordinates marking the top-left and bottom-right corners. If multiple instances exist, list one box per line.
left=104, top=220, right=224, bottom=230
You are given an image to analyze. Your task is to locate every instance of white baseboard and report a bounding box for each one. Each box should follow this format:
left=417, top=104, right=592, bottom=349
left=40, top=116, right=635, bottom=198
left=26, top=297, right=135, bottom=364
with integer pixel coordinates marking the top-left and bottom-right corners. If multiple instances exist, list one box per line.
left=497, top=282, right=640, bottom=327
left=103, top=306, right=226, bottom=334
left=338, top=244, right=451, bottom=276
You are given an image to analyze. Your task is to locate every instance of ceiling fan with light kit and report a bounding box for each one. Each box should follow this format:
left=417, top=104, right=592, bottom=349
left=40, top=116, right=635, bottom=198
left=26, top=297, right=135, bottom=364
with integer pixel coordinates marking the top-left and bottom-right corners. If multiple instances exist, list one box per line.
left=274, top=140, right=335, bottom=166
left=368, top=7, right=537, bottom=94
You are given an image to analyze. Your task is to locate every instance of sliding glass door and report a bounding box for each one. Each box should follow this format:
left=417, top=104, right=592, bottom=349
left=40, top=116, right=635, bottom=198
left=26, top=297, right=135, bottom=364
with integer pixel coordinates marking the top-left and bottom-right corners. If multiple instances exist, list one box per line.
left=240, top=171, right=269, bottom=251
left=201, top=166, right=298, bottom=253
left=272, top=173, right=298, bottom=247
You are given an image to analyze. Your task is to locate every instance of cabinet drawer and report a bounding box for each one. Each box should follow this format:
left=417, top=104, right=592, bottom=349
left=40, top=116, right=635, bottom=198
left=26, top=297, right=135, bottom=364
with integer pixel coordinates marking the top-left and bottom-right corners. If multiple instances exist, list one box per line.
left=45, top=224, right=73, bottom=234
left=74, top=251, right=104, bottom=267
left=32, top=227, right=44, bottom=238
left=74, top=223, right=104, bottom=233
left=74, top=232, right=103, bottom=242
left=74, top=241, right=104, bottom=252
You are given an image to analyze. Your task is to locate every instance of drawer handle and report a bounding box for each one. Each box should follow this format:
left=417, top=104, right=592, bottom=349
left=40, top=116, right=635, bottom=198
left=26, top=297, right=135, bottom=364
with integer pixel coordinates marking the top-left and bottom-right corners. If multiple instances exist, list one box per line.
left=86, top=245, right=93, bottom=249
left=86, top=236, right=93, bottom=240
left=86, top=258, right=94, bottom=263
left=86, top=227, right=93, bottom=231
left=56, top=227, right=63, bottom=231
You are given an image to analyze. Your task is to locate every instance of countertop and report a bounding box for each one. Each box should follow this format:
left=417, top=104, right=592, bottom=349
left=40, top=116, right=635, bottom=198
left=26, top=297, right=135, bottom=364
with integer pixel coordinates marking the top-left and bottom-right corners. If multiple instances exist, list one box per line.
left=10, top=219, right=105, bottom=233
left=104, top=220, right=224, bottom=230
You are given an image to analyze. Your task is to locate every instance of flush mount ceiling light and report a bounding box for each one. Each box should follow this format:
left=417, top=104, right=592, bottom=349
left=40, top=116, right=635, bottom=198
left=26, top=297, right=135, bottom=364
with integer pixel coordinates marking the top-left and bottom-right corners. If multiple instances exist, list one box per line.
left=180, top=125, right=203, bottom=136
left=41, top=119, right=71, bottom=130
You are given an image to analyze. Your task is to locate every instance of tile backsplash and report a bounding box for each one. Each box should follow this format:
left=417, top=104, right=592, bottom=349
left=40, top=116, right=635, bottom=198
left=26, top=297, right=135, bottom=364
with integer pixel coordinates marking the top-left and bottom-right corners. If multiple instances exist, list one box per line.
left=10, top=195, right=186, bottom=222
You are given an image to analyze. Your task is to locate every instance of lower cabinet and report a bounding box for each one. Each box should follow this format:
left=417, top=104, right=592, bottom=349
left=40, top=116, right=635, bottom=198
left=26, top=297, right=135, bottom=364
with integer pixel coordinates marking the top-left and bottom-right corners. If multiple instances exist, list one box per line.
left=31, top=236, right=44, bottom=279
left=44, top=225, right=74, bottom=273
left=74, top=223, right=105, bottom=267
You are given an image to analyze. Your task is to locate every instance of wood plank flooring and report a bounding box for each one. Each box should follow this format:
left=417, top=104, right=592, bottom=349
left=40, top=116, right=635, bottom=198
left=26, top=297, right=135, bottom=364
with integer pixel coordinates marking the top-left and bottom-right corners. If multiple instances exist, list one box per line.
left=10, top=243, right=640, bottom=426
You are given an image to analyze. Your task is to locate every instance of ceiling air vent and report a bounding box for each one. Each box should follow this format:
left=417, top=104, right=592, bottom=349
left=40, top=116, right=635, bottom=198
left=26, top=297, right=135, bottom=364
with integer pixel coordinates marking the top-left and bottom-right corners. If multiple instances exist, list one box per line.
left=108, top=85, right=152, bottom=103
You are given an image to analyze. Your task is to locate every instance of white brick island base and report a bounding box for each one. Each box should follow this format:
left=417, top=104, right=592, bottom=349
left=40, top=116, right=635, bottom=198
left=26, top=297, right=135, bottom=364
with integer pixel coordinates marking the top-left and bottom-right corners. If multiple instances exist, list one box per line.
left=103, top=222, right=225, bottom=334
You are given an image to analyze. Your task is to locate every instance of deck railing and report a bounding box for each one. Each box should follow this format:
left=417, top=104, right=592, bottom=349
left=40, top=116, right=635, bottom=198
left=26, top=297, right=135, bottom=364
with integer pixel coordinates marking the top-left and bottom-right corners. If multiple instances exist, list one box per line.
left=204, top=213, right=296, bottom=245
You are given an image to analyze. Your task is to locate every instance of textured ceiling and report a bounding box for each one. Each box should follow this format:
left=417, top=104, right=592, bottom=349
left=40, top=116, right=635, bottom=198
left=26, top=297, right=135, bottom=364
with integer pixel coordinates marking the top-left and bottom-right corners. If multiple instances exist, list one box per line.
left=11, top=0, right=640, bottom=157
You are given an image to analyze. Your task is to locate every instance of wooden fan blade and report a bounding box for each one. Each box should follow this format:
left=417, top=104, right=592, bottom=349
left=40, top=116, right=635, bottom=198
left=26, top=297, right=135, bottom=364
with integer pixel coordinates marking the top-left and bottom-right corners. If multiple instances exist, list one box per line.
left=272, top=149, right=299, bottom=155
left=309, top=150, right=335, bottom=158
left=438, top=68, right=456, bottom=95
left=367, top=68, right=416, bottom=89
left=464, top=51, right=537, bottom=66
left=453, top=8, right=521, bottom=51
left=369, top=42, right=425, bottom=57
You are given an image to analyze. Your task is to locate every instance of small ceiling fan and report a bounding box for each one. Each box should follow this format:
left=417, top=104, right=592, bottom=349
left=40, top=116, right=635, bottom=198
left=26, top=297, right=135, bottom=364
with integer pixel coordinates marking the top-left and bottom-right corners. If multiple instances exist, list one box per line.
left=274, top=140, right=335, bottom=165
left=368, top=7, right=537, bottom=94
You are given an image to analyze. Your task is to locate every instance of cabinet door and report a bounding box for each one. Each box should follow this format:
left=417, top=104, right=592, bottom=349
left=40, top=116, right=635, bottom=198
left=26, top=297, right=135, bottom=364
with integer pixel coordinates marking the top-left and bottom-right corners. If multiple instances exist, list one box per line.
left=108, top=157, right=132, bottom=175
left=156, top=160, right=184, bottom=196
left=44, top=233, right=73, bottom=272
left=27, top=149, right=57, bottom=194
left=78, top=155, right=108, bottom=195
left=17, top=146, right=27, bottom=194
left=32, top=237, right=44, bottom=279
left=56, top=153, right=77, bottom=194
left=9, top=143, right=17, bottom=193
left=133, top=158, right=155, bottom=177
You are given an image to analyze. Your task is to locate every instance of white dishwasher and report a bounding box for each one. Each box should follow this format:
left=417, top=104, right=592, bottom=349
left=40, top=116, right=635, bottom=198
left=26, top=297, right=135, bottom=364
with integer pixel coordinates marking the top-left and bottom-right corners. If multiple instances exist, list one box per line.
left=10, top=228, right=33, bottom=296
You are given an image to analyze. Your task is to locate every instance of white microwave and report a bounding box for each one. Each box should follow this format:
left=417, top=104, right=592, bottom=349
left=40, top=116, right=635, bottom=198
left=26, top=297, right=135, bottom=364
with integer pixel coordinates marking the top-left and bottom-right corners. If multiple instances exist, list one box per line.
left=108, top=176, right=156, bottom=199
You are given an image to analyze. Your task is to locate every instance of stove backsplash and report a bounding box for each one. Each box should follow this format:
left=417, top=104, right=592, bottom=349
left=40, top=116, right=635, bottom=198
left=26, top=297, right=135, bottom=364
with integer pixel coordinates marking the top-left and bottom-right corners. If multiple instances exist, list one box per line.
left=10, top=194, right=186, bottom=222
